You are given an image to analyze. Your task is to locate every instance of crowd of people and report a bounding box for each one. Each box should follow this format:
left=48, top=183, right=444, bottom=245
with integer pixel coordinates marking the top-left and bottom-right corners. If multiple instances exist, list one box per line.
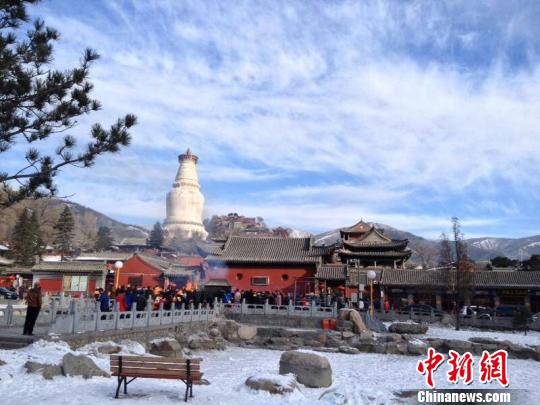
left=217, top=288, right=355, bottom=309
left=90, top=283, right=398, bottom=314
left=94, top=285, right=211, bottom=312
left=93, top=285, right=359, bottom=312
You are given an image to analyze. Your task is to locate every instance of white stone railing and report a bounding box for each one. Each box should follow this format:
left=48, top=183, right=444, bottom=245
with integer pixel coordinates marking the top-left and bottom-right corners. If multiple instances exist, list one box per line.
left=49, top=298, right=218, bottom=335
left=217, top=299, right=338, bottom=318
left=1, top=296, right=218, bottom=335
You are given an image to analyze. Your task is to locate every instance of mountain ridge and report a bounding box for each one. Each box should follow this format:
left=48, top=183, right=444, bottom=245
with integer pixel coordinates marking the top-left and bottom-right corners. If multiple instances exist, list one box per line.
left=313, top=223, right=540, bottom=263
left=2, top=198, right=539, bottom=260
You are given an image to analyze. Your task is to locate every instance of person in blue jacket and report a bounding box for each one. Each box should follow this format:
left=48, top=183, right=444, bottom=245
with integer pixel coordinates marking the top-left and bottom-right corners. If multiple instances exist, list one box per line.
left=98, top=288, right=110, bottom=312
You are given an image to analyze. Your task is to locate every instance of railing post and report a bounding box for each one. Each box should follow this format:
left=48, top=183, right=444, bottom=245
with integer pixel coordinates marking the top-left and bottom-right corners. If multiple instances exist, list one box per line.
left=333, top=302, right=338, bottom=317
left=159, top=301, right=164, bottom=325
left=287, top=301, right=293, bottom=316
left=70, top=299, right=77, bottom=334
left=146, top=297, right=152, bottom=327
left=49, top=298, right=56, bottom=325
left=310, top=300, right=316, bottom=317
left=131, top=302, right=137, bottom=329
left=241, top=298, right=246, bottom=314
left=6, top=301, right=13, bottom=326
left=96, top=300, right=101, bottom=331
left=264, top=299, right=269, bottom=315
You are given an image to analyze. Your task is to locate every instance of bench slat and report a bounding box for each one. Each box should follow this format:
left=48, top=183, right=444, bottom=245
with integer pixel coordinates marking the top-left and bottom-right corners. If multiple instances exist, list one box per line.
left=112, top=372, right=203, bottom=380
left=111, top=368, right=202, bottom=379
left=111, top=355, right=201, bottom=364
left=111, top=362, right=200, bottom=371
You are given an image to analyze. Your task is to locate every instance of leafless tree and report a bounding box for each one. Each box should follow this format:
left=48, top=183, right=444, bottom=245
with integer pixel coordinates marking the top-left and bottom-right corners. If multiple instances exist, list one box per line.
left=415, top=241, right=438, bottom=269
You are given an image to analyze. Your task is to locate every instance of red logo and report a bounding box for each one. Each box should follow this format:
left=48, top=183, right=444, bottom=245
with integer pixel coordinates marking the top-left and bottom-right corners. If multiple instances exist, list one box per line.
left=416, top=347, right=445, bottom=389
left=417, top=349, right=509, bottom=388
left=479, top=350, right=509, bottom=387
left=447, top=350, right=474, bottom=385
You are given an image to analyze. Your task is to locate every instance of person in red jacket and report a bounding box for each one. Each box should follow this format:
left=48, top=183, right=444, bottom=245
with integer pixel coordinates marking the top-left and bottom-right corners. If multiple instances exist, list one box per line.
left=384, top=299, right=391, bottom=313
left=116, top=287, right=127, bottom=312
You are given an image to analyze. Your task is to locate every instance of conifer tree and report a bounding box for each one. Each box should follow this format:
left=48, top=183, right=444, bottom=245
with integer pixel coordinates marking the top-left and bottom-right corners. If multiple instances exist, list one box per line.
left=0, top=0, right=137, bottom=207
left=148, top=222, right=164, bottom=249
left=53, top=205, right=74, bottom=259
left=10, top=209, right=43, bottom=265
left=95, top=226, right=113, bottom=251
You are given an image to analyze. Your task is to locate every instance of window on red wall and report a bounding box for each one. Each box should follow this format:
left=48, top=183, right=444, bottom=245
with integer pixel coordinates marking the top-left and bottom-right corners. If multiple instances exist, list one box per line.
left=236, top=273, right=243, bottom=280
left=281, top=274, right=289, bottom=281
left=251, top=276, right=269, bottom=286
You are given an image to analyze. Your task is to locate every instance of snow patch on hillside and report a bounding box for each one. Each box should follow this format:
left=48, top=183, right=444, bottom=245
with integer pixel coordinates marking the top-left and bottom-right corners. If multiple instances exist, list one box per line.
left=287, top=229, right=312, bottom=238
left=471, top=238, right=501, bottom=250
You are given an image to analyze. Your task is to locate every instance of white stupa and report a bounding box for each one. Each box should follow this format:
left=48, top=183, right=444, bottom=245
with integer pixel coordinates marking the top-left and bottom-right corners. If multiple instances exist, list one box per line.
left=163, top=148, right=208, bottom=240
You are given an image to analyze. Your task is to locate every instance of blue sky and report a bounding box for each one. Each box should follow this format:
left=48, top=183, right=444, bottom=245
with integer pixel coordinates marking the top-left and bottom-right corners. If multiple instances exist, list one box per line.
left=4, top=0, right=540, bottom=239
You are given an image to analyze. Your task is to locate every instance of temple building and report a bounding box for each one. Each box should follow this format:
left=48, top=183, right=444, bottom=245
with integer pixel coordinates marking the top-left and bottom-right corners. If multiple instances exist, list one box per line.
left=199, top=236, right=331, bottom=295
left=163, top=149, right=208, bottom=241
left=336, top=220, right=411, bottom=268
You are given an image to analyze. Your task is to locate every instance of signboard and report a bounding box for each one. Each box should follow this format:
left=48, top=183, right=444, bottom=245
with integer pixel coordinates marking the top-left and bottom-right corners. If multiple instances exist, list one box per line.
left=501, top=289, right=527, bottom=296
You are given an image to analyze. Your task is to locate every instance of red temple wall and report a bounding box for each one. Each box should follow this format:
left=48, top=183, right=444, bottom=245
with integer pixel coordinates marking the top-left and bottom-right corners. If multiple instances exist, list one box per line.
left=205, top=264, right=315, bottom=292
left=117, top=255, right=163, bottom=288
left=39, top=278, right=63, bottom=293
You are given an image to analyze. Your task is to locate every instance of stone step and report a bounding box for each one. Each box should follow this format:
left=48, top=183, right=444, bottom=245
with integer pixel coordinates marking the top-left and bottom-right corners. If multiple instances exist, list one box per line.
left=0, top=333, right=36, bottom=349
left=0, top=340, right=29, bottom=349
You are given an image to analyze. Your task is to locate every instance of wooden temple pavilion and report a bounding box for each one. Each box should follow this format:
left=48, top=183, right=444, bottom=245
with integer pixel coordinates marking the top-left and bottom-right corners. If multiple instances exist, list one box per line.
left=336, top=220, right=411, bottom=268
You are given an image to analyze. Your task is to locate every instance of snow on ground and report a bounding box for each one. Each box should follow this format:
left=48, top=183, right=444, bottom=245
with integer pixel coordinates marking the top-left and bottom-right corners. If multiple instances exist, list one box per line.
left=425, top=324, right=540, bottom=346
left=0, top=340, right=538, bottom=404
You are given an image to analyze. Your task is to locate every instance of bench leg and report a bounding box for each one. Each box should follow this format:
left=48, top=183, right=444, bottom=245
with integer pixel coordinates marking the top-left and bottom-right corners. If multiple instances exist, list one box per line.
left=190, top=382, right=193, bottom=398
left=124, top=377, right=128, bottom=394
left=115, top=376, right=123, bottom=399
left=184, top=383, right=189, bottom=402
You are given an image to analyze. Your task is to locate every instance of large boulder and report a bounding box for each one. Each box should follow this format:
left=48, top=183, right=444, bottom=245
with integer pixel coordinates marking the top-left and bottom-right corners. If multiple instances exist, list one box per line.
left=279, top=350, right=332, bottom=388
left=338, top=309, right=368, bottom=333
left=325, top=332, right=343, bottom=348
left=149, top=338, right=183, bottom=358
left=384, top=342, right=408, bottom=355
left=186, top=333, right=223, bottom=351
left=62, top=353, right=109, bottom=379
left=362, top=315, right=388, bottom=333
left=407, top=339, right=428, bottom=355
left=388, top=322, right=428, bottom=334
left=507, top=343, right=536, bottom=360
left=245, top=373, right=299, bottom=394
left=215, top=320, right=240, bottom=341
left=445, top=339, right=473, bottom=352
left=24, top=361, right=63, bottom=380
left=0, top=359, right=5, bottom=366
left=238, top=325, right=257, bottom=341
left=469, top=337, right=499, bottom=345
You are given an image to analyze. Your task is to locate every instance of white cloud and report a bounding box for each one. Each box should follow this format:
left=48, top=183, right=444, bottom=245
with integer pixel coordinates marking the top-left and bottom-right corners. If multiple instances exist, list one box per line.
left=2, top=0, right=538, bottom=238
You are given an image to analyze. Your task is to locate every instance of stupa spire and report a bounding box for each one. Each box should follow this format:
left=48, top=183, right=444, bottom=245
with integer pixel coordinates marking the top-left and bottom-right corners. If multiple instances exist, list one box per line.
left=163, top=148, right=207, bottom=241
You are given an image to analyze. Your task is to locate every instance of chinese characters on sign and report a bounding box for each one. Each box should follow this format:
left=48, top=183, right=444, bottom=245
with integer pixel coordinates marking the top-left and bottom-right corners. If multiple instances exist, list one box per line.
left=416, top=348, right=509, bottom=388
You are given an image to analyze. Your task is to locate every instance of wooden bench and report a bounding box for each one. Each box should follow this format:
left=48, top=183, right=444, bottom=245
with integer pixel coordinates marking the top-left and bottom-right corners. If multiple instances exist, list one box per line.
left=110, top=355, right=203, bottom=402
